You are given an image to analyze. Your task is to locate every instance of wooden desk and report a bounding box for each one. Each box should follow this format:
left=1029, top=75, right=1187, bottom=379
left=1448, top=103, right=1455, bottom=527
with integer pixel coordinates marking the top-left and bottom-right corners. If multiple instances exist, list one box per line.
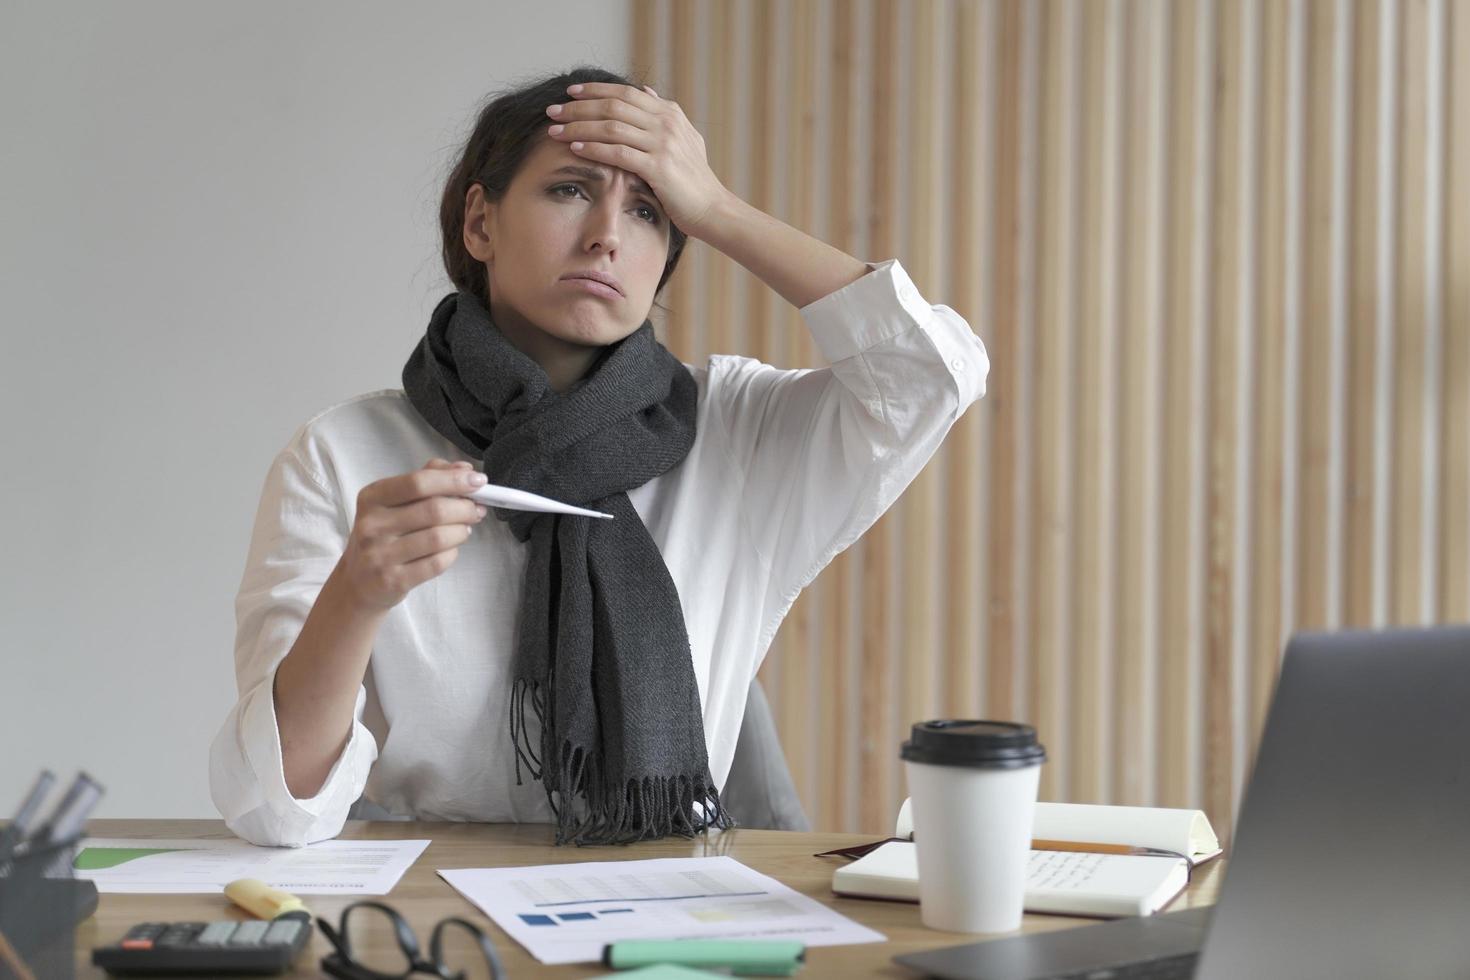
left=70, top=820, right=1223, bottom=978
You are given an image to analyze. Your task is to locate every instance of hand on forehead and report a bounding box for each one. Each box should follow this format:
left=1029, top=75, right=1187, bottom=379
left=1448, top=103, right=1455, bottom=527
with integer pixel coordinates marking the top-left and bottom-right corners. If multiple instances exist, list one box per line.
left=543, top=80, right=727, bottom=237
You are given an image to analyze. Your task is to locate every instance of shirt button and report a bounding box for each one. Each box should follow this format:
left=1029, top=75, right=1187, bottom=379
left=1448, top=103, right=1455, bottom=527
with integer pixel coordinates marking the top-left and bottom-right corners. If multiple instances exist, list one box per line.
left=900, top=284, right=916, bottom=302
left=951, top=358, right=966, bottom=372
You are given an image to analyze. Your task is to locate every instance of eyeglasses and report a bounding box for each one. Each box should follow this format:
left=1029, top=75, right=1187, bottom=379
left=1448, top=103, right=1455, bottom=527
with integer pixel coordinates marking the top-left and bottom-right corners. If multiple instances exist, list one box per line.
left=317, top=901, right=506, bottom=980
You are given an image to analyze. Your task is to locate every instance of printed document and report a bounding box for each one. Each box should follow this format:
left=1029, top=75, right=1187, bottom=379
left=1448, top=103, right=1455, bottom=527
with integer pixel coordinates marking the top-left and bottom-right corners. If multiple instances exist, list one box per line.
left=439, top=855, right=885, bottom=965
left=438, top=858, right=882, bottom=963
left=72, top=837, right=429, bottom=894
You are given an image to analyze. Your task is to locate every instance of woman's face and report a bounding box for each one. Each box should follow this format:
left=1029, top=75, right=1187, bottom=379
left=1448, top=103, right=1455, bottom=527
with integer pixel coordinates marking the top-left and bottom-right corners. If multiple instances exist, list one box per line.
left=463, top=136, right=671, bottom=356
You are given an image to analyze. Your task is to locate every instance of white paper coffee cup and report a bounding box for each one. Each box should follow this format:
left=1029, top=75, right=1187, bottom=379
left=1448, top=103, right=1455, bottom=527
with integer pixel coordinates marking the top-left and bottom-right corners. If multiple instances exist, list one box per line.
left=901, top=720, right=1046, bottom=933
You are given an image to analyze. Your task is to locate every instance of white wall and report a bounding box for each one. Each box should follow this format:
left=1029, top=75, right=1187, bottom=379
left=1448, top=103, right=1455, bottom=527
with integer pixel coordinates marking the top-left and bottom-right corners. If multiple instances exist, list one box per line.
left=0, top=1, right=628, bottom=818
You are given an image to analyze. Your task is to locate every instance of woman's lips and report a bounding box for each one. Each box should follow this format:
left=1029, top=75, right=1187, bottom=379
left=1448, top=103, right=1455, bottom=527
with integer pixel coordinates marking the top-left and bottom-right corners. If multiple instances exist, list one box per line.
left=561, top=277, right=621, bottom=300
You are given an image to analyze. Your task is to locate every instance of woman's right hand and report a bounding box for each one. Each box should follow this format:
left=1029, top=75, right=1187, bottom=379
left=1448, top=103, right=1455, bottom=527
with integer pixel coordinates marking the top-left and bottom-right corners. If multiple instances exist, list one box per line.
left=338, top=458, right=489, bottom=611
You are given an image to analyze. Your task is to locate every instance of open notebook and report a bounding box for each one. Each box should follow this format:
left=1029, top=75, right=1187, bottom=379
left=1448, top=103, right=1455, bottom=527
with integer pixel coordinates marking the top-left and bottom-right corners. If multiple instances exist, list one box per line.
left=831, top=799, right=1221, bottom=918
left=832, top=841, right=1189, bottom=918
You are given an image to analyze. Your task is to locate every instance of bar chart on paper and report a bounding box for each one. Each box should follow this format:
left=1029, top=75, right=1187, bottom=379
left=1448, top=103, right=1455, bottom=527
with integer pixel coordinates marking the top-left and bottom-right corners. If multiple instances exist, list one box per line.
left=439, top=856, right=884, bottom=964
left=511, top=864, right=768, bottom=909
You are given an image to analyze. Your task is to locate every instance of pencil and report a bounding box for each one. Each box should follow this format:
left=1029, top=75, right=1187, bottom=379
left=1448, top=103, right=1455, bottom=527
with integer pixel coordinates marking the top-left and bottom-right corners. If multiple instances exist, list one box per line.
left=1031, top=839, right=1153, bottom=856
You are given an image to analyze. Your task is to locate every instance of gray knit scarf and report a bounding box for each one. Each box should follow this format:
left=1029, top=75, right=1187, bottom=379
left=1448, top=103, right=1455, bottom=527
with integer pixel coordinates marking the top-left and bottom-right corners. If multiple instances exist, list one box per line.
left=401, top=291, right=731, bottom=845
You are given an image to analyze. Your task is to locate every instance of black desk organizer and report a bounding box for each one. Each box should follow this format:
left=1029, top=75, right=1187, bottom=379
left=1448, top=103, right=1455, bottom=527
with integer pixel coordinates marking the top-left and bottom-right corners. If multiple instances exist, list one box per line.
left=0, top=837, right=98, bottom=980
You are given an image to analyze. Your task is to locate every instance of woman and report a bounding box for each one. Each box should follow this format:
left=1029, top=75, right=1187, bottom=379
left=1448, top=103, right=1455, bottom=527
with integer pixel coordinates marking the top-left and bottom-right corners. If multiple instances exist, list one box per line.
left=209, top=66, right=989, bottom=847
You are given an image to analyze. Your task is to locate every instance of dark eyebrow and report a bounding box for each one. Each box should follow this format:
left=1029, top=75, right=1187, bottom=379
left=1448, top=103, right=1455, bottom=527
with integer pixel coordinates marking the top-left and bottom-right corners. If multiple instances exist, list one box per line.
left=548, top=164, right=656, bottom=199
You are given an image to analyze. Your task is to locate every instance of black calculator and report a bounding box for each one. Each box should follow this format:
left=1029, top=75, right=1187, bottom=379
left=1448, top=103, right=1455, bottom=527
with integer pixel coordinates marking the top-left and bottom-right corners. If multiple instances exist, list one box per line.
left=92, top=915, right=311, bottom=975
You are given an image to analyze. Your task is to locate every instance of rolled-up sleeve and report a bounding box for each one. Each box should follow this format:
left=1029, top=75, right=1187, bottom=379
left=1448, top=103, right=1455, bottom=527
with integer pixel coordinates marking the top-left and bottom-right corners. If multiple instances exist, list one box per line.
left=208, top=438, right=378, bottom=847
left=709, top=258, right=989, bottom=650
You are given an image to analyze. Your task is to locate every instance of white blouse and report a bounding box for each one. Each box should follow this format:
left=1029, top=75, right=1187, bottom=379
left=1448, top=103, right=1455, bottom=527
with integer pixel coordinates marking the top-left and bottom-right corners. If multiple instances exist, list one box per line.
left=208, top=258, right=989, bottom=847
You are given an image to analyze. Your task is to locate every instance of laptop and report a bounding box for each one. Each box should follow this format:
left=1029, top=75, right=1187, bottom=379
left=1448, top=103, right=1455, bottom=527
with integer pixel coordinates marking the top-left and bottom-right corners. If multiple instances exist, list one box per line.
left=895, top=625, right=1470, bottom=979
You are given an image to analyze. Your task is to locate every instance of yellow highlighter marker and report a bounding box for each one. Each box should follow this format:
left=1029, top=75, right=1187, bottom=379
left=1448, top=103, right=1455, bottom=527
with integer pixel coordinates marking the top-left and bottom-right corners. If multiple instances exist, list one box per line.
left=224, top=878, right=311, bottom=921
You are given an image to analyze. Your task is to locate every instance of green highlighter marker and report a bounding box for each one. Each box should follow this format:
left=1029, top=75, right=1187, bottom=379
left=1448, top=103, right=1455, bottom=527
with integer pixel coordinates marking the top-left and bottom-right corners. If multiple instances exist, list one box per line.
left=603, top=939, right=806, bottom=976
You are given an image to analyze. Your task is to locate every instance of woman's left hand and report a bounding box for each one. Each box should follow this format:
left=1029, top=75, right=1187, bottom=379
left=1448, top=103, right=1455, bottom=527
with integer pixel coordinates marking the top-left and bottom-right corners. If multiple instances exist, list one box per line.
left=545, top=82, right=732, bottom=240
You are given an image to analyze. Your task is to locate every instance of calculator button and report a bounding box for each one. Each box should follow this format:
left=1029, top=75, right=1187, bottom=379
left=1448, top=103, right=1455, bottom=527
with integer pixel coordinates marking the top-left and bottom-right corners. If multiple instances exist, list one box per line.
left=124, top=924, right=165, bottom=939
left=263, top=919, right=305, bottom=946
left=228, top=920, right=270, bottom=945
left=119, top=939, right=153, bottom=950
left=196, top=921, right=238, bottom=945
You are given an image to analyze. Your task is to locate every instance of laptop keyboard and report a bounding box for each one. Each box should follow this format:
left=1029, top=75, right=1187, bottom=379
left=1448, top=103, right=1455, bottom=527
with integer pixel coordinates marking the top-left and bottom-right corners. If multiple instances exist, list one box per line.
left=1046, top=951, right=1199, bottom=980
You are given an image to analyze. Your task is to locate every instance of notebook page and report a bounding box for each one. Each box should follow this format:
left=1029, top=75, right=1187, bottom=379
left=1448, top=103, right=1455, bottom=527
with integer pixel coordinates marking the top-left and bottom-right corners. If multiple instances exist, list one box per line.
left=1027, top=849, right=1188, bottom=916
left=832, top=842, right=1189, bottom=917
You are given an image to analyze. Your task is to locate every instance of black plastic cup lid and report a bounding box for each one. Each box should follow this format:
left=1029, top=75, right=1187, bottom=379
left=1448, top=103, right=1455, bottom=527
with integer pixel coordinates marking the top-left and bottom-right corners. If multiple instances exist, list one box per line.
left=900, top=720, right=1047, bottom=769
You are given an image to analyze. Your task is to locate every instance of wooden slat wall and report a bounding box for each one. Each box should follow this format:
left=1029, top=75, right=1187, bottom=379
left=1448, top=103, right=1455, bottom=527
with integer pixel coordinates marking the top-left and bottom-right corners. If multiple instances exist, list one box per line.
left=632, top=0, right=1468, bottom=841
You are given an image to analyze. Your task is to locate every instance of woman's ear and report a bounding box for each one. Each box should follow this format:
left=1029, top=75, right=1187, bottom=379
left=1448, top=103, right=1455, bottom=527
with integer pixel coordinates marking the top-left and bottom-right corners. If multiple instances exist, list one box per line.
left=463, top=184, right=494, bottom=263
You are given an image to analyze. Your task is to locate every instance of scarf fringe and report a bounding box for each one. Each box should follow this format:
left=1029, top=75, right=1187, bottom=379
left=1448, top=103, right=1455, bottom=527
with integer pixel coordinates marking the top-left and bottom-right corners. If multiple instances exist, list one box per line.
left=510, top=677, right=548, bottom=784
left=510, top=678, right=735, bottom=846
